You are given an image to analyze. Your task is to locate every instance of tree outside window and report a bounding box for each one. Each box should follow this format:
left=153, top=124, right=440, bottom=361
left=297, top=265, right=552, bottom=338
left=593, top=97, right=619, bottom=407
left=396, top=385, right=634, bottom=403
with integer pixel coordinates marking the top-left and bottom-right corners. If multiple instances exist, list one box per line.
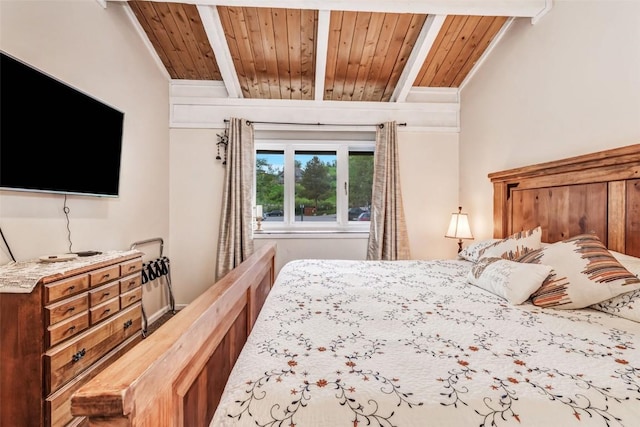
left=256, top=143, right=373, bottom=229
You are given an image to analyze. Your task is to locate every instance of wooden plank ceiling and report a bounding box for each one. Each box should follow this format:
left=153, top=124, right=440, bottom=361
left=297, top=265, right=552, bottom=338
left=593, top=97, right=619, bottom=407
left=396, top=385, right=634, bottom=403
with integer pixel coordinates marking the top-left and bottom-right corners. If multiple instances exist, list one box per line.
left=126, top=1, right=513, bottom=102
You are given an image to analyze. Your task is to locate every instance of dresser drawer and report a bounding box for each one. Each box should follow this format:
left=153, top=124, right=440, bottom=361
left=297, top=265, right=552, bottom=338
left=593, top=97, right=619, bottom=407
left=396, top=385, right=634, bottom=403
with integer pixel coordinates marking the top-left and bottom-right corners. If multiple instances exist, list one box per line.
left=45, top=275, right=90, bottom=304
left=48, top=312, right=90, bottom=348
left=120, top=287, right=142, bottom=309
left=120, top=272, right=142, bottom=293
left=89, top=282, right=120, bottom=307
left=46, top=293, right=89, bottom=326
left=47, top=332, right=142, bottom=427
left=89, top=265, right=120, bottom=288
left=45, top=303, right=142, bottom=394
left=89, top=297, right=120, bottom=325
left=120, top=258, right=143, bottom=276
left=47, top=371, right=89, bottom=427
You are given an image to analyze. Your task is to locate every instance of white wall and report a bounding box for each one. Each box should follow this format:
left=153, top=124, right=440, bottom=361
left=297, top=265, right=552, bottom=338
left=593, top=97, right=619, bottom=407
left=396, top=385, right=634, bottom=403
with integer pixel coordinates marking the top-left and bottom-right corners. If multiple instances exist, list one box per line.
left=399, top=131, right=460, bottom=260
left=169, top=128, right=224, bottom=303
left=0, top=1, right=171, bottom=317
left=459, top=0, right=640, bottom=241
left=169, top=128, right=460, bottom=301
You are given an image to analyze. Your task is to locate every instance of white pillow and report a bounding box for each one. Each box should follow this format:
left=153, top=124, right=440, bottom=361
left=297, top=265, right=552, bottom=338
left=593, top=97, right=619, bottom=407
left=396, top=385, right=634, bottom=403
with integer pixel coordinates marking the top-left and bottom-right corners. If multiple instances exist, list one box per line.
left=518, top=234, right=640, bottom=309
left=480, top=226, right=542, bottom=261
left=458, top=239, right=500, bottom=263
left=467, top=257, right=552, bottom=305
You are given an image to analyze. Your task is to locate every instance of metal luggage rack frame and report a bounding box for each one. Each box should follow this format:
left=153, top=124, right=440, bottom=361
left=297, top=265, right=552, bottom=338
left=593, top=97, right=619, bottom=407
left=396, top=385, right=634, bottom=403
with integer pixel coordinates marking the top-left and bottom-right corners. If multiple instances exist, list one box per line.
left=130, top=237, right=175, bottom=337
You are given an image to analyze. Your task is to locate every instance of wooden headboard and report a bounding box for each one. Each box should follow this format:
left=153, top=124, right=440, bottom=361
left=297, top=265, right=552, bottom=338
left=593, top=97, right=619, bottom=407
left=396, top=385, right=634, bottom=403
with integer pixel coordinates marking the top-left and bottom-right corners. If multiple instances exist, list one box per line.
left=489, top=143, right=640, bottom=257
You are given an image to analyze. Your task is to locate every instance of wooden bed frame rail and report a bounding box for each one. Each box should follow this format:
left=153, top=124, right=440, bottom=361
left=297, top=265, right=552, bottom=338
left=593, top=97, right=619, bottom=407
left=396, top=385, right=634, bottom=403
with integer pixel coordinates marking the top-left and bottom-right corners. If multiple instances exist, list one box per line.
left=71, top=243, right=276, bottom=426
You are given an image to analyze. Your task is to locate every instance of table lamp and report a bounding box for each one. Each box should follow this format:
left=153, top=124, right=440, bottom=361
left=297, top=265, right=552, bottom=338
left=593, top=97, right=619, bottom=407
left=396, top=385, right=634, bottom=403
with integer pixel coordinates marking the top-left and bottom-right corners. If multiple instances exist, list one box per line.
left=445, top=206, right=474, bottom=253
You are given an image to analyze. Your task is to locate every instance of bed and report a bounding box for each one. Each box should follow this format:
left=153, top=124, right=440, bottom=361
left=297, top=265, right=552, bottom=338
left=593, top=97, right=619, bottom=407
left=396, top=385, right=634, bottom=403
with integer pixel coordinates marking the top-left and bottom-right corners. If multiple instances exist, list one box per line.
left=71, top=144, right=640, bottom=426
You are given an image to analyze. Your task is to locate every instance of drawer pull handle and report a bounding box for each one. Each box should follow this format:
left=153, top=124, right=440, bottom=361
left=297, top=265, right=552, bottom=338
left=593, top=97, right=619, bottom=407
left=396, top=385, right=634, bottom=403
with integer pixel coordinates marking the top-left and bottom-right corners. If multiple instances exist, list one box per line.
left=67, top=285, right=75, bottom=291
left=103, top=308, right=111, bottom=315
left=65, top=307, right=76, bottom=313
left=68, top=325, right=76, bottom=332
left=124, top=319, right=133, bottom=329
left=102, top=274, right=111, bottom=280
left=102, top=292, right=111, bottom=298
left=72, top=348, right=86, bottom=363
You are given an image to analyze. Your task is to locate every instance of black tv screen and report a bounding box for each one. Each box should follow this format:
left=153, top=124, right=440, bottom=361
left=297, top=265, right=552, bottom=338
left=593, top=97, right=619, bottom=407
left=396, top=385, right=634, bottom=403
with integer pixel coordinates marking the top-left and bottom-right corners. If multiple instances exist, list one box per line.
left=1, top=51, right=124, bottom=197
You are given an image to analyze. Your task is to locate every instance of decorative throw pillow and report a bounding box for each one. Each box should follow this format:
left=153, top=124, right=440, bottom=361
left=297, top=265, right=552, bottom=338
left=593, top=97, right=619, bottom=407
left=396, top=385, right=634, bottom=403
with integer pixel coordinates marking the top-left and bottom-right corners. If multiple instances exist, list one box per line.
left=467, top=257, right=552, bottom=305
left=517, top=234, right=640, bottom=309
left=609, top=251, right=640, bottom=277
left=458, top=239, right=500, bottom=263
left=479, top=226, right=542, bottom=260
left=590, top=252, right=640, bottom=322
left=590, top=290, right=640, bottom=323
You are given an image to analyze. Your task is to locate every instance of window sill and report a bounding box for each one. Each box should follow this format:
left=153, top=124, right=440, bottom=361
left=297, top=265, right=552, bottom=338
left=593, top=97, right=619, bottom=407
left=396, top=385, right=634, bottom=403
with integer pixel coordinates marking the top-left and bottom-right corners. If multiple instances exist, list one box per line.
left=254, top=229, right=369, bottom=239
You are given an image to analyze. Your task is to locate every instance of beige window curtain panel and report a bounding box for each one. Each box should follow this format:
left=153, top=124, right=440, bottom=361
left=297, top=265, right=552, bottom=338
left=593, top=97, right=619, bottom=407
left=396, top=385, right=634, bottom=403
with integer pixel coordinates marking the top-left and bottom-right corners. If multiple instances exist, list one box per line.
left=366, top=121, right=411, bottom=260
left=215, top=118, right=255, bottom=280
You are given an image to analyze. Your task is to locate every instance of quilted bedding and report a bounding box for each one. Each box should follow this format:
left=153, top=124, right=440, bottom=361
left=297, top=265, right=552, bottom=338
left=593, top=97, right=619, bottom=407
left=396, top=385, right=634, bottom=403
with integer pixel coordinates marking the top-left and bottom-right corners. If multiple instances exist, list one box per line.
left=211, top=259, right=640, bottom=426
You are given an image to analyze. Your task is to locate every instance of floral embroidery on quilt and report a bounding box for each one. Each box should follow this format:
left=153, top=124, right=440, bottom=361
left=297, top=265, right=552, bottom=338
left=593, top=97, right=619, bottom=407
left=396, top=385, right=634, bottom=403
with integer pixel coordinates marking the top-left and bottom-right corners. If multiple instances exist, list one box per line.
left=213, top=259, right=640, bottom=427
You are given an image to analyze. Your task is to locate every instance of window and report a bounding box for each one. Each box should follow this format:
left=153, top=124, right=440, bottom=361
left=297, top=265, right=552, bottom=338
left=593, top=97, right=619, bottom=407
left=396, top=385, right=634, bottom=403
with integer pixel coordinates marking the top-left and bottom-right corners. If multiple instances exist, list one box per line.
left=255, top=141, right=374, bottom=232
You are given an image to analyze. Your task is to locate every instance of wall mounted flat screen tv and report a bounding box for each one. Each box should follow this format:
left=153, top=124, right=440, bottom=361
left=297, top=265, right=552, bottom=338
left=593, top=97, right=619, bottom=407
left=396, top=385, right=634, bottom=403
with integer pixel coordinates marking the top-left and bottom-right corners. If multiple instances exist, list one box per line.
left=1, top=51, right=124, bottom=197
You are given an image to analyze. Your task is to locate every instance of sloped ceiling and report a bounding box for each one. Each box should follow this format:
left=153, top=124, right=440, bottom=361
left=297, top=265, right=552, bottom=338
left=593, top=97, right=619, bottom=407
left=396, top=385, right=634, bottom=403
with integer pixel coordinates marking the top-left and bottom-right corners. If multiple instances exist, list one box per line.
left=109, top=0, right=552, bottom=130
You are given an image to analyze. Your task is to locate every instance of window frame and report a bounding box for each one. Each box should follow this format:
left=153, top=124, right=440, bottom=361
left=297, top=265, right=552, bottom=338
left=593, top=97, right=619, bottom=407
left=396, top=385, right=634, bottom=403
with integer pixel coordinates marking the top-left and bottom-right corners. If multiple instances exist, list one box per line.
left=255, top=139, right=374, bottom=234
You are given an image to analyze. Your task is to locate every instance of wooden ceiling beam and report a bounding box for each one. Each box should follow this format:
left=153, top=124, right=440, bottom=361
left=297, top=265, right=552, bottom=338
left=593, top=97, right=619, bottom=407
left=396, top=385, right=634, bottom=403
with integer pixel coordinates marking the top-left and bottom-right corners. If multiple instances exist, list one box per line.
left=314, top=10, right=330, bottom=101
left=108, top=1, right=550, bottom=19
left=391, top=14, right=446, bottom=103
left=196, top=5, right=243, bottom=98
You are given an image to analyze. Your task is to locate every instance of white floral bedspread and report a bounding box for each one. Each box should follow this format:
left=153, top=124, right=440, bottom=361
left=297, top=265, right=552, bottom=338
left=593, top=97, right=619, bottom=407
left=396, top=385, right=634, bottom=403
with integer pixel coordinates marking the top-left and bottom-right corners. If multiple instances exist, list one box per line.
left=211, top=259, right=640, bottom=426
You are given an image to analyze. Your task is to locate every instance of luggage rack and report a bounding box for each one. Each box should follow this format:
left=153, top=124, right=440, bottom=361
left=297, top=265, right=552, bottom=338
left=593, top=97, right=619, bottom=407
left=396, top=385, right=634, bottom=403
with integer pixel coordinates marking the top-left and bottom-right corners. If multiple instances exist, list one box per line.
left=130, top=237, right=175, bottom=337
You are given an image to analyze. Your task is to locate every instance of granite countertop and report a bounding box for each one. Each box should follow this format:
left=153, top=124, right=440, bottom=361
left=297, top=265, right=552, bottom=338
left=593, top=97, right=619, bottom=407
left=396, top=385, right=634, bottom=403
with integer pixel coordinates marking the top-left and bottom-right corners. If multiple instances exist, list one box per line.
left=0, top=250, right=142, bottom=294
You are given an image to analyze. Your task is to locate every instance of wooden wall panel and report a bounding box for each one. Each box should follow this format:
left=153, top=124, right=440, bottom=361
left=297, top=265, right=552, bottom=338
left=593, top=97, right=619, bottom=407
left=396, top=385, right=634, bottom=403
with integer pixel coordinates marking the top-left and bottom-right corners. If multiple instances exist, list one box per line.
left=415, top=15, right=507, bottom=88
left=127, top=3, right=513, bottom=97
left=627, top=179, right=640, bottom=257
left=325, top=12, right=426, bottom=102
left=450, top=16, right=507, bottom=86
left=129, top=1, right=222, bottom=80
left=608, top=181, right=627, bottom=253
left=511, top=183, right=608, bottom=244
left=218, top=7, right=317, bottom=100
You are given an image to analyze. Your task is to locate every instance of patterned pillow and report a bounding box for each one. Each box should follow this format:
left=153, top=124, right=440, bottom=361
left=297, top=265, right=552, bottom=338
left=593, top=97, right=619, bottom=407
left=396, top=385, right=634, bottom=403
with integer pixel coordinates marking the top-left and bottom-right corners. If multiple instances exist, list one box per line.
left=518, top=234, right=640, bottom=309
left=467, top=257, right=552, bottom=305
left=458, top=239, right=499, bottom=263
left=479, top=226, right=542, bottom=260
left=609, top=251, right=640, bottom=277
left=590, top=252, right=640, bottom=322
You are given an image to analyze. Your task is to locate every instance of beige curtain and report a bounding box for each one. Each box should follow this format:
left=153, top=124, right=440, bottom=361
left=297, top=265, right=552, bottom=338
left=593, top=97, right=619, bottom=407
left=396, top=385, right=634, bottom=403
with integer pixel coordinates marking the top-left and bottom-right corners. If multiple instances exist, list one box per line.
left=215, top=118, right=255, bottom=280
left=366, top=121, right=411, bottom=260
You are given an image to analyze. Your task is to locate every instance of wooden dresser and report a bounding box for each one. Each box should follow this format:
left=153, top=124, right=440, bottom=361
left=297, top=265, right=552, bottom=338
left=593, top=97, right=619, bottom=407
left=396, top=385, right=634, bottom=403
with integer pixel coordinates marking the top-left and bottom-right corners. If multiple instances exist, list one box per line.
left=0, top=251, right=144, bottom=427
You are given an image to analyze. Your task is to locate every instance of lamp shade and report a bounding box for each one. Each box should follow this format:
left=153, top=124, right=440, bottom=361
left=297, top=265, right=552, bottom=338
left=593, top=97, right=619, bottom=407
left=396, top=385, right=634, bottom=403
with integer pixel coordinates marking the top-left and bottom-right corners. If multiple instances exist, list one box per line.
left=445, top=207, right=473, bottom=240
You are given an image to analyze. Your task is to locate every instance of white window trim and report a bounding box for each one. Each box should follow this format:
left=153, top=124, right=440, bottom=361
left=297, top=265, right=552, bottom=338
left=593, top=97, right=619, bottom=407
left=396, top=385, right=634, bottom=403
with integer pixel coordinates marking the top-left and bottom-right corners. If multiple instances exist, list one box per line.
left=255, top=139, right=374, bottom=234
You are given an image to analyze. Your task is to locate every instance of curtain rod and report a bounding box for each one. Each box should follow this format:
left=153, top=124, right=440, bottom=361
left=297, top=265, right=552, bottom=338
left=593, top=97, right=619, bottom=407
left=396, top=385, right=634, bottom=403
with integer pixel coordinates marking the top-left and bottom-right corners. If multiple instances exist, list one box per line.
left=223, top=119, right=407, bottom=129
